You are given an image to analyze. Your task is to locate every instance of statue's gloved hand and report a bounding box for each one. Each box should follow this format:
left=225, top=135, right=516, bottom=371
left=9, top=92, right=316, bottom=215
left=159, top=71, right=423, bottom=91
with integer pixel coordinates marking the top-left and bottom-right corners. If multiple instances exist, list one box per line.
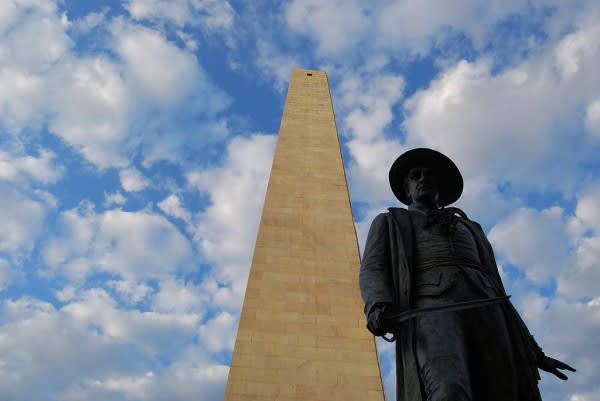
left=537, top=354, right=576, bottom=380
left=366, top=303, right=396, bottom=337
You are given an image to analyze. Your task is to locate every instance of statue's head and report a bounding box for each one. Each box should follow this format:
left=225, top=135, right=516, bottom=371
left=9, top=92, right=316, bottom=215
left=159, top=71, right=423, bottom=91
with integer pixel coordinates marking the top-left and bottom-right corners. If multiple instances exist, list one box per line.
left=389, top=148, right=463, bottom=207
left=403, top=165, right=441, bottom=208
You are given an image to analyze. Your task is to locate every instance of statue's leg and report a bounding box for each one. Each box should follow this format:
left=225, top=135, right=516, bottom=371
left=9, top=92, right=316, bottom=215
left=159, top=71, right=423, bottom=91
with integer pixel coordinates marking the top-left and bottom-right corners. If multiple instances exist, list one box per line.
left=414, top=306, right=472, bottom=401
left=464, top=305, right=518, bottom=401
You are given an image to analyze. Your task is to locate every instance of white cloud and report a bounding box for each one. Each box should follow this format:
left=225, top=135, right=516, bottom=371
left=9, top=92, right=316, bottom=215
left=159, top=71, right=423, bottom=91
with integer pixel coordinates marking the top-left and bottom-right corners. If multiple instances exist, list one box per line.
left=255, top=41, right=300, bottom=92
left=368, top=199, right=597, bottom=400
left=152, top=279, right=208, bottom=314
left=284, top=0, right=547, bottom=57
left=0, top=65, right=47, bottom=133
left=55, top=285, right=78, bottom=303
left=69, top=9, right=108, bottom=33
left=192, top=0, right=235, bottom=32
left=334, top=71, right=406, bottom=203
left=188, top=134, right=275, bottom=267
left=111, top=19, right=201, bottom=105
left=283, top=6, right=600, bottom=220
left=43, top=205, right=192, bottom=281
left=158, top=194, right=192, bottom=225
left=63, top=288, right=199, bottom=355
left=188, top=133, right=276, bottom=309
left=484, top=183, right=600, bottom=301
left=526, top=297, right=600, bottom=401
left=54, top=17, right=230, bottom=168
left=569, top=392, right=600, bottom=401
left=126, top=0, right=189, bottom=26
left=198, top=311, right=237, bottom=352
left=454, top=176, right=521, bottom=229
left=0, top=184, right=50, bottom=257
left=346, top=138, right=406, bottom=203
left=402, top=36, right=600, bottom=194
left=0, top=1, right=70, bottom=72
left=554, top=182, right=600, bottom=298
left=3, top=2, right=600, bottom=401
left=176, top=29, right=199, bottom=50
left=375, top=0, right=534, bottom=56
left=1, top=4, right=232, bottom=169
left=575, top=183, right=600, bottom=233
left=108, top=280, right=154, bottom=305
left=0, top=295, right=150, bottom=401
left=404, top=59, right=556, bottom=186
left=285, top=0, right=370, bottom=56
left=58, top=358, right=228, bottom=401
left=119, top=167, right=150, bottom=192
left=0, top=149, right=63, bottom=184
left=0, top=291, right=228, bottom=401
left=0, top=0, right=69, bottom=133
left=489, top=206, right=572, bottom=284
left=143, top=352, right=229, bottom=401
left=49, top=55, right=132, bottom=168
left=554, top=21, right=600, bottom=80
left=585, top=99, right=600, bottom=138
left=191, top=275, right=249, bottom=312
left=0, top=258, right=16, bottom=291
left=103, top=191, right=127, bottom=207
left=519, top=292, right=550, bottom=325
left=124, top=0, right=234, bottom=32
left=558, top=234, right=600, bottom=298
left=339, top=73, right=405, bottom=141
left=0, top=2, right=130, bottom=168
left=109, top=19, right=232, bottom=166
left=141, top=117, right=230, bottom=168
left=84, top=371, right=155, bottom=400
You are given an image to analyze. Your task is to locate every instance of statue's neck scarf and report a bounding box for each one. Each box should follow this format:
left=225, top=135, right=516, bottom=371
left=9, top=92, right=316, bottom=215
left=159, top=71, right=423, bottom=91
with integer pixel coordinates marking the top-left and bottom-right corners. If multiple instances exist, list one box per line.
left=423, top=206, right=469, bottom=235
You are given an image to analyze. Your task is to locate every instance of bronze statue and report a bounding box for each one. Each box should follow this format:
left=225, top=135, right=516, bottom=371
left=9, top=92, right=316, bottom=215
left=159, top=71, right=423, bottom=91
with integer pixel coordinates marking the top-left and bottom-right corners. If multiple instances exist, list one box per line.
left=359, top=148, right=575, bottom=401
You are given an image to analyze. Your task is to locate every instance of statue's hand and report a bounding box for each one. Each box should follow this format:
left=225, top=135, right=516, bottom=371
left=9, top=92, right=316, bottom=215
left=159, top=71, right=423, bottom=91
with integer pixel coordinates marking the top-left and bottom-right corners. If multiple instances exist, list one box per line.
left=537, top=354, right=576, bottom=380
left=366, top=303, right=395, bottom=337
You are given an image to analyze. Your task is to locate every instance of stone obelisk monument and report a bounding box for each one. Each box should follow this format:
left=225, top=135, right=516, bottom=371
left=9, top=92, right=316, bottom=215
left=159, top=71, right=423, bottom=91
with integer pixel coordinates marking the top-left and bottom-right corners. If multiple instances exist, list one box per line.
left=224, top=68, right=385, bottom=401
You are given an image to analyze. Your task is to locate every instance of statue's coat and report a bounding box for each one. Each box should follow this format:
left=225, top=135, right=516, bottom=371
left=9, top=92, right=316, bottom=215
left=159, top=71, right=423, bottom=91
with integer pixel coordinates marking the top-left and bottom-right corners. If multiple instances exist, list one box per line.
left=360, top=208, right=543, bottom=401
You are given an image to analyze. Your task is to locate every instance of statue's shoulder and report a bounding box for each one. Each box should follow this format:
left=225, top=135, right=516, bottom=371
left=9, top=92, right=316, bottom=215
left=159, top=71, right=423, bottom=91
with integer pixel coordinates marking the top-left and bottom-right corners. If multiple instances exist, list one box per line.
left=458, top=216, right=489, bottom=240
left=367, top=208, right=408, bottom=230
left=387, top=207, right=409, bottom=217
left=368, top=211, right=390, bottom=229
left=387, top=207, right=408, bottom=215
left=458, top=213, right=482, bottom=229
left=386, top=207, right=411, bottom=227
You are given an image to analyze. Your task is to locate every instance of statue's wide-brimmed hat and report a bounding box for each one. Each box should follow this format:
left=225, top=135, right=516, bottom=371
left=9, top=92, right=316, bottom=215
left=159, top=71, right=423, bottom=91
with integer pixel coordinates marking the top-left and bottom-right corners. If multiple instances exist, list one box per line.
left=389, top=148, right=463, bottom=206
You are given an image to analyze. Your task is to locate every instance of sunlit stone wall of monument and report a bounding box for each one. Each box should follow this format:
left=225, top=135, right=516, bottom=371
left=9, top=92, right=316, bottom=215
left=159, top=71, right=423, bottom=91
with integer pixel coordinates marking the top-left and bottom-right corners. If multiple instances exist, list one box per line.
left=223, top=68, right=385, bottom=401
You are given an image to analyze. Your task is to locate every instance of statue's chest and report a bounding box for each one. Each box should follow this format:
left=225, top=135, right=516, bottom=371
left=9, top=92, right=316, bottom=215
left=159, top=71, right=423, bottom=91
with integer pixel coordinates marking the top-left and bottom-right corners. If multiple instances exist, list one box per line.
left=411, top=212, right=481, bottom=269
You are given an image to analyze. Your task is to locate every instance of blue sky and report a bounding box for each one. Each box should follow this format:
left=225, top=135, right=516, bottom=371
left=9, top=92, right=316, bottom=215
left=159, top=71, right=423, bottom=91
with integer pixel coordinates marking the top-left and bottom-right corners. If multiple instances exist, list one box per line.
left=1, top=1, right=599, bottom=400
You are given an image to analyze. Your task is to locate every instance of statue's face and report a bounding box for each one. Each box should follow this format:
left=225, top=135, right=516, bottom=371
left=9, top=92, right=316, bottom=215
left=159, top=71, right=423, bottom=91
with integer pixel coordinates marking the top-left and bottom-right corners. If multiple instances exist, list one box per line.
left=406, top=166, right=440, bottom=207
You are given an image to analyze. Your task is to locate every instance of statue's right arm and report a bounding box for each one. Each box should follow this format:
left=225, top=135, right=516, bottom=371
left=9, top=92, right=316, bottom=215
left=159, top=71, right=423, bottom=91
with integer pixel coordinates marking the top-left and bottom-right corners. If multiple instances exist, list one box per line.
left=359, top=213, right=394, bottom=318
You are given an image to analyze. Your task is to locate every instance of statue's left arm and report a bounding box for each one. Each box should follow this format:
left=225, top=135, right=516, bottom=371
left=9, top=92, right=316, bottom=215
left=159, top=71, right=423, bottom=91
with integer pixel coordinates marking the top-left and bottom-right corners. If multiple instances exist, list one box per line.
left=509, top=301, right=576, bottom=380
left=472, top=219, right=576, bottom=380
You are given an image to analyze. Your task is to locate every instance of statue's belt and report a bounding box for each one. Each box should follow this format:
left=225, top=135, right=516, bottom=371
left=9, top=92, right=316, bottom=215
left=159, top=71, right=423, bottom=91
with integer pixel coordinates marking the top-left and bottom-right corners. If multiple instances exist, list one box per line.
left=380, top=295, right=511, bottom=342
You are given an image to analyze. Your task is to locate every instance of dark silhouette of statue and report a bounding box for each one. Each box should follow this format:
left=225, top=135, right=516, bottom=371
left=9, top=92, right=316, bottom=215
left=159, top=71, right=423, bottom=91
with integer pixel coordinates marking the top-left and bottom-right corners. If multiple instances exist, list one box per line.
left=359, top=148, right=575, bottom=401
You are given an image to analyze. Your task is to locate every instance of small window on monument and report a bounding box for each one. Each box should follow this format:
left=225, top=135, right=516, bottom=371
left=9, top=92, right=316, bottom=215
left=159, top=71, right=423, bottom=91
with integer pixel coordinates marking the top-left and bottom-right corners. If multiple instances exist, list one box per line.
left=306, top=73, right=313, bottom=76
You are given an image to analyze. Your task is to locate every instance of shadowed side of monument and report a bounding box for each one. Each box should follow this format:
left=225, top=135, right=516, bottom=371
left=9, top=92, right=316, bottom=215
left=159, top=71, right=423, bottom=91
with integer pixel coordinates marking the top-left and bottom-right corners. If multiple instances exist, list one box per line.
left=223, top=69, right=385, bottom=401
